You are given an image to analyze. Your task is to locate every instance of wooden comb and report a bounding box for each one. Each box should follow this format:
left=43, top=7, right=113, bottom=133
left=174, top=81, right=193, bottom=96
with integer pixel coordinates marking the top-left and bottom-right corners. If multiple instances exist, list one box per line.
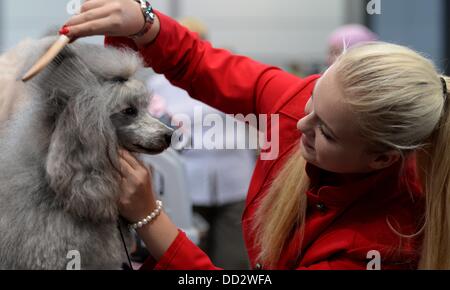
left=22, top=34, right=71, bottom=82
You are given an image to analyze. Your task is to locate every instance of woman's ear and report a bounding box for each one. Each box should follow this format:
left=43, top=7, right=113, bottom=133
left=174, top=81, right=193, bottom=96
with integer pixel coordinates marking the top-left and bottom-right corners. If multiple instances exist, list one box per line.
left=368, top=150, right=401, bottom=170
left=45, top=92, right=120, bottom=222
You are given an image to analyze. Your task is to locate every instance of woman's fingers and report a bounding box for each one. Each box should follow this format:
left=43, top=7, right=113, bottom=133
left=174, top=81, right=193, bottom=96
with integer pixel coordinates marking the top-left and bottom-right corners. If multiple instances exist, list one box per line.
left=63, top=0, right=146, bottom=39
left=119, top=155, right=132, bottom=171
left=117, top=149, right=156, bottom=222
left=119, top=156, right=134, bottom=177
left=66, top=17, right=116, bottom=38
left=119, top=156, right=142, bottom=189
left=119, top=149, right=142, bottom=170
left=80, top=0, right=105, bottom=14
left=65, top=6, right=110, bottom=27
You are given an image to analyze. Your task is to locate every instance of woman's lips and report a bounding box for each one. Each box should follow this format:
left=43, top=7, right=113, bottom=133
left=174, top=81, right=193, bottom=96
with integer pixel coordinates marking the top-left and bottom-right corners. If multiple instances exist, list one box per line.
left=301, top=136, right=315, bottom=152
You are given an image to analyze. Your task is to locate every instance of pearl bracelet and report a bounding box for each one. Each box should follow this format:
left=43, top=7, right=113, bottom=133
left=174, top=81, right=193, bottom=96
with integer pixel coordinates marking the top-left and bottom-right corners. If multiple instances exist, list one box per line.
left=129, top=200, right=163, bottom=230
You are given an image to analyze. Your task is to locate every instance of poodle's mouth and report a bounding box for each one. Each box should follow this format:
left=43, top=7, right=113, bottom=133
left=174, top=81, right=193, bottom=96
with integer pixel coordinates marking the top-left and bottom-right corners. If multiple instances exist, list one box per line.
left=131, top=143, right=167, bottom=155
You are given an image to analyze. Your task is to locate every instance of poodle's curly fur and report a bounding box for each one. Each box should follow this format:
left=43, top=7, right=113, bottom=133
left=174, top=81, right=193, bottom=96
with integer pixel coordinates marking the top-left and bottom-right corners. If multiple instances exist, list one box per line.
left=0, top=36, right=173, bottom=269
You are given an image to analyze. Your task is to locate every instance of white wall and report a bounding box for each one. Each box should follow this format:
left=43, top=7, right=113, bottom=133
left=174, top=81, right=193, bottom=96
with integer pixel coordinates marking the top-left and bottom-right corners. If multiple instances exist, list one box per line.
left=153, top=0, right=347, bottom=64
left=1, top=0, right=348, bottom=66
left=1, top=0, right=105, bottom=52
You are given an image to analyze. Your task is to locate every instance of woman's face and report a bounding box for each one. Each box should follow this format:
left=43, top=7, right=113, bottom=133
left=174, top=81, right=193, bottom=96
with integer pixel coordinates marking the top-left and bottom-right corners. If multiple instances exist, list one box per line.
left=297, top=64, right=399, bottom=174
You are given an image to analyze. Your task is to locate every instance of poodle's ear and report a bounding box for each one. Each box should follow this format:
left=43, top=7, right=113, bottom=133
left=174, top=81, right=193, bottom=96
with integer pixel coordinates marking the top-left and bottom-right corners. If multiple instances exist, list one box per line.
left=45, top=85, right=121, bottom=222
left=26, top=42, right=121, bottom=221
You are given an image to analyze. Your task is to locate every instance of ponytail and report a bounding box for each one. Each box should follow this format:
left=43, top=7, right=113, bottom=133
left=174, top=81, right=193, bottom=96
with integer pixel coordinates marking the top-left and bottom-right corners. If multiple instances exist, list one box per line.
left=419, top=75, right=450, bottom=269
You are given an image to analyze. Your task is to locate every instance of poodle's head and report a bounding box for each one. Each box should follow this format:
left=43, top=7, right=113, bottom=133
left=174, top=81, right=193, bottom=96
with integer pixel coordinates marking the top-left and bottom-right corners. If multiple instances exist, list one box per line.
left=22, top=36, right=173, bottom=222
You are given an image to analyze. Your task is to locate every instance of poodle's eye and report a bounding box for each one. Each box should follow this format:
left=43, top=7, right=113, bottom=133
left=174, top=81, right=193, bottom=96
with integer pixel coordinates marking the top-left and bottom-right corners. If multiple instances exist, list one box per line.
left=121, top=107, right=138, bottom=117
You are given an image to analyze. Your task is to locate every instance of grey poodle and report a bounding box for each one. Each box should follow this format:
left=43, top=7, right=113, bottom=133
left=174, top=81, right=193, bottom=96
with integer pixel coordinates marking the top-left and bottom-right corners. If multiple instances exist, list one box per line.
left=0, top=36, right=173, bottom=269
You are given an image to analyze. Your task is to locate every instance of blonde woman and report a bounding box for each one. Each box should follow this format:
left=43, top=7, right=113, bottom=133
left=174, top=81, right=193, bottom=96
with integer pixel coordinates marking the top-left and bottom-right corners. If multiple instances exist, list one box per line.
left=65, top=0, right=449, bottom=269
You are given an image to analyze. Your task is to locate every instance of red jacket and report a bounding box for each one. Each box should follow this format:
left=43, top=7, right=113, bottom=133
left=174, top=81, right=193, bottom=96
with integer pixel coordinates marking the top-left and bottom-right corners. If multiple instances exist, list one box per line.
left=106, top=11, right=424, bottom=270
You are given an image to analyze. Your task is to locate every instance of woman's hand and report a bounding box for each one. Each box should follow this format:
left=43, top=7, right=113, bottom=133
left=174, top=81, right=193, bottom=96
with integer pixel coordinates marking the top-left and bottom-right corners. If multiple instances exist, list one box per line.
left=118, top=149, right=179, bottom=260
left=118, top=149, right=157, bottom=223
left=63, top=0, right=160, bottom=45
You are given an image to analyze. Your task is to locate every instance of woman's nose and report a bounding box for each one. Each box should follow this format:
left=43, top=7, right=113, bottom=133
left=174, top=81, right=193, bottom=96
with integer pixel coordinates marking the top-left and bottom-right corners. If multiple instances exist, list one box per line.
left=297, top=114, right=314, bottom=134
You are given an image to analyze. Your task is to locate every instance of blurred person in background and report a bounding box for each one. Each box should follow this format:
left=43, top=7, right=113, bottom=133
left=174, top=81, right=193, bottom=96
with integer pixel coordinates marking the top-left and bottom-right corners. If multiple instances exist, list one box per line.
left=327, top=24, right=378, bottom=65
left=146, top=17, right=253, bottom=270
left=285, top=24, right=377, bottom=78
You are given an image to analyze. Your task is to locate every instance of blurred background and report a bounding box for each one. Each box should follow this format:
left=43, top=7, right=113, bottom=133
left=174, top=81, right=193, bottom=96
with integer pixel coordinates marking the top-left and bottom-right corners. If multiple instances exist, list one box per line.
left=0, top=0, right=447, bottom=73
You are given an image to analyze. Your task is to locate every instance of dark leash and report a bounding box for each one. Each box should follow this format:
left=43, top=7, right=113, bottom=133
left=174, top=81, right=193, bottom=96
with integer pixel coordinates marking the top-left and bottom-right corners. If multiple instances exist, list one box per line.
left=117, top=219, right=134, bottom=271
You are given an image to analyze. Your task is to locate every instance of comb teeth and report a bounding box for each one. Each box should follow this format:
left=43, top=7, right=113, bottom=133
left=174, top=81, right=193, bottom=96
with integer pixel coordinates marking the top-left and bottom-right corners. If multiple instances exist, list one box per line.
left=22, top=35, right=71, bottom=82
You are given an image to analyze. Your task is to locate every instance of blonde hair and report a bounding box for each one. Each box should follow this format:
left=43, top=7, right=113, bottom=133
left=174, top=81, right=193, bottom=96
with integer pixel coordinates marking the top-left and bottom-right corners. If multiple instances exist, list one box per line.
left=254, top=148, right=308, bottom=267
left=254, top=42, right=450, bottom=269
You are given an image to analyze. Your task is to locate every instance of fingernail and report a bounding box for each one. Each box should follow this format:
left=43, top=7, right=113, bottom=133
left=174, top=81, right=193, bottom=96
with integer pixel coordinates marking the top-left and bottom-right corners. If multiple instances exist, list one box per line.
left=59, top=26, right=69, bottom=35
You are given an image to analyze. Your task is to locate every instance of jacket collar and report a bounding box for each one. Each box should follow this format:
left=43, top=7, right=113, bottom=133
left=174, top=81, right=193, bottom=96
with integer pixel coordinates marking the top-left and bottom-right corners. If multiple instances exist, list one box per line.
left=304, top=156, right=420, bottom=209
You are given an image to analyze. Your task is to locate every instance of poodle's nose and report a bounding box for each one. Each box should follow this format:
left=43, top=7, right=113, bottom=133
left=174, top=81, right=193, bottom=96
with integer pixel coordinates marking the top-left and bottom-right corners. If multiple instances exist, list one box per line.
left=165, top=131, right=173, bottom=146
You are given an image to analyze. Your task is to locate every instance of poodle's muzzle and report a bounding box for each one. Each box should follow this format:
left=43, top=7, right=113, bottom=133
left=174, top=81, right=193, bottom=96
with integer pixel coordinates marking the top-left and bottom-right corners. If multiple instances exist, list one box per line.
left=112, top=111, right=174, bottom=155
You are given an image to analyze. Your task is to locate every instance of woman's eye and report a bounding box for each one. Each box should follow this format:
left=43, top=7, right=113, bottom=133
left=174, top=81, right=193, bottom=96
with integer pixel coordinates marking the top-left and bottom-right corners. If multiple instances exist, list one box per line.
left=121, top=107, right=138, bottom=117
left=318, top=124, right=333, bottom=141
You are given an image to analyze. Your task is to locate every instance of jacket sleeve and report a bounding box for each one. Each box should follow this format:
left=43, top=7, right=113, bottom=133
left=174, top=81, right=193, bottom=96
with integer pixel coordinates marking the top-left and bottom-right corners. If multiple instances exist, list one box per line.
left=105, top=10, right=302, bottom=116
left=139, top=230, right=222, bottom=270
